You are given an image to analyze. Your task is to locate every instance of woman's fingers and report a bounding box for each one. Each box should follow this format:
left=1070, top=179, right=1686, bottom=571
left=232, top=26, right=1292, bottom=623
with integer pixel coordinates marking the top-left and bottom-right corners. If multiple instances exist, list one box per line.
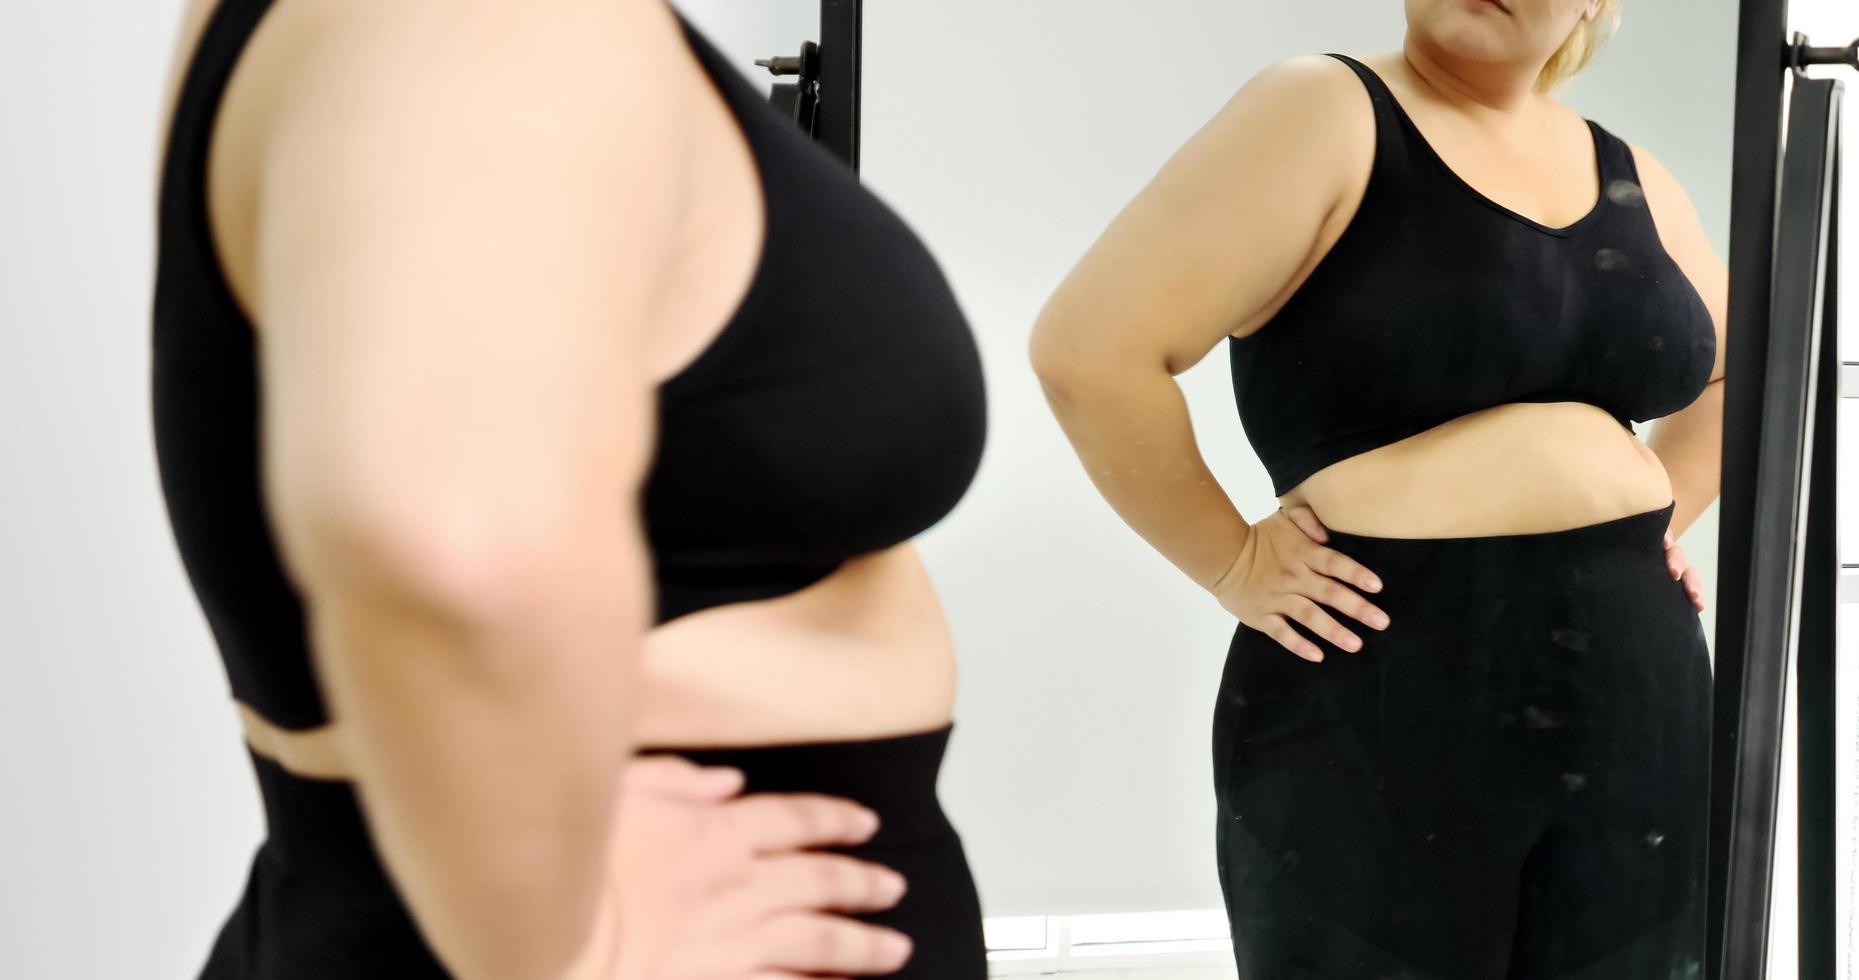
left=1682, top=565, right=1706, bottom=611
left=728, top=793, right=883, bottom=855
left=1667, top=544, right=1688, bottom=580
left=1283, top=593, right=1363, bottom=653
left=745, top=851, right=908, bottom=914
left=1301, top=564, right=1390, bottom=632
left=1282, top=504, right=1330, bottom=544
left=1233, top=511, right=1387, bottom=662
left=752, top=912, right=915, bottom=976
left=1304, top=542, right=1383, bottom=595
left=622, top=755, right=745, bottom=803
left=1258, top=612, right=1325, bottom=663
left=1665, top=539, right=1705, bottom=608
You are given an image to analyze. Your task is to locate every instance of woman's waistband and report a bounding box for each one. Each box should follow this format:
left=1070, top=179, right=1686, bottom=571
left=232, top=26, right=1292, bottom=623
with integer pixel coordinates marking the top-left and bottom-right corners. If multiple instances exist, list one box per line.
left=248, top=721, right=960, bottom=885
left=1314, top=500, right=1677, bottom=600
left=634, top=722, right=958, bottom=848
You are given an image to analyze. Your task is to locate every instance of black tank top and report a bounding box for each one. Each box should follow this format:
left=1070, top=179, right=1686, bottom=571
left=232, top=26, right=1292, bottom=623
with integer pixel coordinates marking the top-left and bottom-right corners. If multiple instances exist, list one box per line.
left=152, top=1, right=988, bottom=731
left=1228, top=52, right=1716, bottom=498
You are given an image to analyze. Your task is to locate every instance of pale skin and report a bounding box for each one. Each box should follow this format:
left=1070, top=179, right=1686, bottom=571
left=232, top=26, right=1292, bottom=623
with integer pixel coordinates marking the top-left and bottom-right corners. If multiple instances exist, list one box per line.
left=156, top=0, right=963, bottom=977
left=1030, top=0, right=1723, bottom=664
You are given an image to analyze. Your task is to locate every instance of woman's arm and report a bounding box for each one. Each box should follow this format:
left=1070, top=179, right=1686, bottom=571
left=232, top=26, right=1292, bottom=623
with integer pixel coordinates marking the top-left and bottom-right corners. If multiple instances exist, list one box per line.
left=1029, top=55, right=1369, bottom=592
left=255, top=2, right=682, bottom=978
left=1633, top=143, right=1729, bottom=542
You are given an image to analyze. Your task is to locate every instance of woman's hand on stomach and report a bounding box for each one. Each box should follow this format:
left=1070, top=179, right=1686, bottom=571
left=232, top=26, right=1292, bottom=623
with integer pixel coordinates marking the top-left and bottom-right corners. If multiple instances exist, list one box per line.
left=1285, top=401, right=1676, bottom=538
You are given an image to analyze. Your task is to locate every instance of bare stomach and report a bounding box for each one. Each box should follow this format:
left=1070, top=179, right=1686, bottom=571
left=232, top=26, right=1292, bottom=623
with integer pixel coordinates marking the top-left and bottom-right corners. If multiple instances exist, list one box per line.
left=1279, top=400, right=1676, bottom=537
left=236, top=540, right=956, bottom=779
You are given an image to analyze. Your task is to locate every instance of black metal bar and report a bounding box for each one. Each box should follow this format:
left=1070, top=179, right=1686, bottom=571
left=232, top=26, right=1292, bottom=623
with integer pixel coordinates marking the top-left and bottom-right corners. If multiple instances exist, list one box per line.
left=815, top=0, right=862, bottom=171
left=1796, top=82, right=1840, bottom=980
left=1709, top=1, right=1788, bottom=974
left=1717, top=44, right=1842, bottom=977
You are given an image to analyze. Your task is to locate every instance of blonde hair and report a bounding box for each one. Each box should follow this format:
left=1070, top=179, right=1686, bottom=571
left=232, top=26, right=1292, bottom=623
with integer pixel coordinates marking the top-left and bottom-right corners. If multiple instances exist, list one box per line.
left=1535, top=0, right=1622, bottom=94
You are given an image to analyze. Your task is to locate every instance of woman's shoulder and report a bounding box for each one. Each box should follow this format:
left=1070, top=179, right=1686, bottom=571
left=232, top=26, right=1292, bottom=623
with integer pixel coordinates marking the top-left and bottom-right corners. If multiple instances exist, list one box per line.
left=1201, top=52, right=1383, bottom=158
left=1230, top=51, right=1389, bottom=112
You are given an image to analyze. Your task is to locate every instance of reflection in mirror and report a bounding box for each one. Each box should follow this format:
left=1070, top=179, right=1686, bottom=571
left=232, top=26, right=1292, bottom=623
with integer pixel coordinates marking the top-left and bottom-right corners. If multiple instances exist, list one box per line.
left=1016, top=0, right=1730, bottom=973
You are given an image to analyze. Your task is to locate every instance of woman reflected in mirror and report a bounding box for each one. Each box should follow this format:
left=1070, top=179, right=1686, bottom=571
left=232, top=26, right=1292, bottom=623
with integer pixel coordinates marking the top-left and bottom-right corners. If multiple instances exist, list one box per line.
left=1032, top=0, right=1724, bottom=974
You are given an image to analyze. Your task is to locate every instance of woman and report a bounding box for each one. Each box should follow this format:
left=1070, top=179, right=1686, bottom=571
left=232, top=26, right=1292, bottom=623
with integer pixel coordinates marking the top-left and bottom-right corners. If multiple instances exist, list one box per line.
left=152, top=0, right=989, bottom=977
left=1031, top=0, right=1722, bottom=975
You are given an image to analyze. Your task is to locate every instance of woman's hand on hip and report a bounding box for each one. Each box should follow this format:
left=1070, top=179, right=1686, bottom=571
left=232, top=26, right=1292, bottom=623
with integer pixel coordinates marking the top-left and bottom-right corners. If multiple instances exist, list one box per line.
left=1662, top=529, right=1707, bottom=612
left=1209, top=504, right=1390, bottom=663
left=575, top=754, right=914, bottom=980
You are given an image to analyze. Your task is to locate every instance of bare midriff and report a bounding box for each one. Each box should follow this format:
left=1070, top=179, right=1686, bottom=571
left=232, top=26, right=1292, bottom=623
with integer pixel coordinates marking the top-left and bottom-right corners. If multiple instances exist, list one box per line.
left=1276, top=399, right=1676, bottom=538
left=235, top=542, right=960, bottom=781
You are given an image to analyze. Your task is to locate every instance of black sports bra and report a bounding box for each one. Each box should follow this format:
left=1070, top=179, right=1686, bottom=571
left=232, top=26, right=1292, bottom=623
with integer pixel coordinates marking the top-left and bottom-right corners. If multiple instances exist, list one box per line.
left=151, top=2, right=987, bottom=731
left=640, top=19, right=987, bottom=625
left=1227, top=52, right=1716, bottom=498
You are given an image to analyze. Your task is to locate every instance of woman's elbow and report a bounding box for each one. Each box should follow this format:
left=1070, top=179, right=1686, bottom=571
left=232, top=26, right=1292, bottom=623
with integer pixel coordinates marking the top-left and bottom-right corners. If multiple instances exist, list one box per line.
left=274, top=472, right=638, bottom=631
left=1030, top=308, right=1169, bottom=411
left=1028, top=305, right=1107, bottom=392
left=1029, top=314, right=1092, bottom=414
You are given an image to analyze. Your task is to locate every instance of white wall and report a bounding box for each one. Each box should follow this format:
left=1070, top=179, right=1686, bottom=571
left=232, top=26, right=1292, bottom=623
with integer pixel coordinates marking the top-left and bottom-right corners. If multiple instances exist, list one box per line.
left=0, top=2, right=1748, bottom=977
left=2, top=4, right=273, bottom=978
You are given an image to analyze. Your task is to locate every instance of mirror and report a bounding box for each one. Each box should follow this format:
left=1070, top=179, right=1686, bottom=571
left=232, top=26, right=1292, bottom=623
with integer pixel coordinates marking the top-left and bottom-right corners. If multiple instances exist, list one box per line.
left=844, top=0, right=1736, bottom=973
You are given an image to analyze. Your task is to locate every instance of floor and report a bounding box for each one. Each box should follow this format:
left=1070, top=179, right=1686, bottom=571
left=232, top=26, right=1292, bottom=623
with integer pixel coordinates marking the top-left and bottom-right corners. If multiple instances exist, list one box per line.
left=1055, top=971, right=1228, bottom=979
left=992, top=968, right=1231, bottom=979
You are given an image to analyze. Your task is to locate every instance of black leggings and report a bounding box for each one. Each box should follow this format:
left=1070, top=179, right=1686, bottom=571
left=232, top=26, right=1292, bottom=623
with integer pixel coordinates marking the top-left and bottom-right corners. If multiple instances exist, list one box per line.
left=636, top=722, right=988, bottom=978
left=197, top=750, right=450, bottom=978
left=1212, top=501, right=1710, bottom=979
left=198, top=724, right=984, bottom=978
